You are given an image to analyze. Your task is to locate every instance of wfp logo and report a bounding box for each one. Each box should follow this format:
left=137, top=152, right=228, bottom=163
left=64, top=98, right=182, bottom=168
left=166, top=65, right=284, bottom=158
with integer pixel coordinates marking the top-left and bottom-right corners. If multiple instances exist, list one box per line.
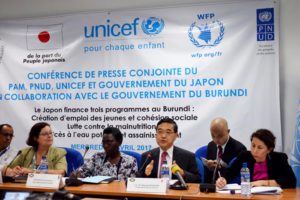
left=188, top=13, right=224, bottom=48
left=141, top=17, right=164, bottom=36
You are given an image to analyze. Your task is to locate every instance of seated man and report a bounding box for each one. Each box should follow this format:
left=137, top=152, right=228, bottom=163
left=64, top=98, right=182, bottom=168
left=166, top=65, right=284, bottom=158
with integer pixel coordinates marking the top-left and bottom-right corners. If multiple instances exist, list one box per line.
left=0, top=124, right=18, bottom=174
left=140, top=118, right=200, bottom=183
left=204, top=117, right=246, bottom=183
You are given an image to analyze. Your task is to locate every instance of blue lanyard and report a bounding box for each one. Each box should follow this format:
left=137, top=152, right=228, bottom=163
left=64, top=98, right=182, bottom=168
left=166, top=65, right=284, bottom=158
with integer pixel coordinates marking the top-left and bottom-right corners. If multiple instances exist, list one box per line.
left=0, top=146, right=9, bottom=157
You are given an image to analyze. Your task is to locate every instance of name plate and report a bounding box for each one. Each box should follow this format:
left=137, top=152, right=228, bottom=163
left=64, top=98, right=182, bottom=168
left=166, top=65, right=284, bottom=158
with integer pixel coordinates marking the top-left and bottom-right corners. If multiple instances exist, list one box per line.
left=26, top=173, right=62, bottom=189
left=127, top=178, right=168, bottom=193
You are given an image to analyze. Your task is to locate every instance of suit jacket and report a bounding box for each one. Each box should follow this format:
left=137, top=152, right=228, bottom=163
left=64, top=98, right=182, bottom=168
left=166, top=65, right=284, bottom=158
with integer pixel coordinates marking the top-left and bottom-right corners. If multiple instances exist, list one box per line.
left=204, top=136, right=246, bottom=183
left=9, top=146, right=67, bottom=172
left=224, top=151, right=296, bottom=188
left=140, top=146, right=200, bottom=183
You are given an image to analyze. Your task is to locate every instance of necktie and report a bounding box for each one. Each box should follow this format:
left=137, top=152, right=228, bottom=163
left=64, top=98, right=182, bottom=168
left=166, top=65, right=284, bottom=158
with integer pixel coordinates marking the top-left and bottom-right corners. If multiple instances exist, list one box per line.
left=218, top=145, right=223, bottom=159
left=159, top=151, right=168, bottom=178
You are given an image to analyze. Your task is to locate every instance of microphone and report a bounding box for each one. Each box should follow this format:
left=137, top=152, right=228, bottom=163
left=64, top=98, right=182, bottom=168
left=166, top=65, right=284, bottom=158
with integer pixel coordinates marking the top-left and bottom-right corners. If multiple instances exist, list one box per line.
left=200, top=158, right=219, bottom=193
left=52, top=189, right=80, bottom=200
left=3, top=150, right=22, bottom=178
left=138, top=153, right=152, bottom=176
left=170, top=164, right=188, bottom=190
left=25, top=189, right=80, bottom=200
left=212, top=157, right=221, bottom=184
left=66, top=146, right=89, bottom=186
left=82, top=145, right=90, bottom=160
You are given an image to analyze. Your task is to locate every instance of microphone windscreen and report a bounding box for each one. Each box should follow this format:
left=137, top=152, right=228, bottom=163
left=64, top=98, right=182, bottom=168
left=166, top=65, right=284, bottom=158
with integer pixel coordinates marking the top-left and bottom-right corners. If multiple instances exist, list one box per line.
left=85, top=145, right=89, bottom=150
left=171, top=165, right=181, bottom=174
left=65, top=178, right=83, bottom=186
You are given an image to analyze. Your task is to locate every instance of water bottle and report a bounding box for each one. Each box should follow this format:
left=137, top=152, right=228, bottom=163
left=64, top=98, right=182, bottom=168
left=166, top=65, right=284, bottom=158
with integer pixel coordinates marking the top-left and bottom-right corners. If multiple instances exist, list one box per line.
left=161, top=160, right=170, bottom=179
left=39, top=155, right=48, bottom=174
left=160, top=160, right=170, bottom=188
left=240, top=162, right=251, bottom=196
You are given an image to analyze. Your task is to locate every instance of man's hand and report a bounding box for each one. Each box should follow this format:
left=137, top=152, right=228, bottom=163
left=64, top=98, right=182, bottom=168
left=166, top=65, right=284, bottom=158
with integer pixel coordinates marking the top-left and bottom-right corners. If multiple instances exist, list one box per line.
left=145, top=160, right=154, bottom=176
left=70, top=170, right=82, bottom=178
left=172, top=160, right=185, bottom=177
left=206, top=159, right=218, bottom=170
left=216, top=177, right=227, bottom=189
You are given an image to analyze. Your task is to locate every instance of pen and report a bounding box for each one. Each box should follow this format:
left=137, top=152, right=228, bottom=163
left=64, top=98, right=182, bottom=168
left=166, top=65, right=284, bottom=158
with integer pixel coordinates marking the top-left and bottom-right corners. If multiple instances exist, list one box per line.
left=218, top=171, right=221, bottom=178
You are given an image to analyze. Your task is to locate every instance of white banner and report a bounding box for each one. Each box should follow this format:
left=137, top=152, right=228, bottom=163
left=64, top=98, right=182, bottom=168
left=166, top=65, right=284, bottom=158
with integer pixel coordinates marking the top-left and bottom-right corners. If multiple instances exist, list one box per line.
left=0, top=0, right=280, bottom=157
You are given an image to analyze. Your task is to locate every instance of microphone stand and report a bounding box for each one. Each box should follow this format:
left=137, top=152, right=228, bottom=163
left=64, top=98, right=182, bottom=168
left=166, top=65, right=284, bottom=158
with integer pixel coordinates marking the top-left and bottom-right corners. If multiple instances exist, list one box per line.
left=65, top=146, right=89, bottom=186
left=200, top=158, right=220, bottom=193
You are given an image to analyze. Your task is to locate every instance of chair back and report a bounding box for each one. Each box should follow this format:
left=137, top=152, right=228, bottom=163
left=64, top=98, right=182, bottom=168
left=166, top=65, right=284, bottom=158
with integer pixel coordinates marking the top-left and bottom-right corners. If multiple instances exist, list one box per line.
left=195, top=145, right=208, bottom=183
left=61, top=147, right=84, bottom=176
left=195, top=157, right=205, bottom=183
left=121, top=151, right=141, bottom=170
left=195, top=145, right=208, bottom=159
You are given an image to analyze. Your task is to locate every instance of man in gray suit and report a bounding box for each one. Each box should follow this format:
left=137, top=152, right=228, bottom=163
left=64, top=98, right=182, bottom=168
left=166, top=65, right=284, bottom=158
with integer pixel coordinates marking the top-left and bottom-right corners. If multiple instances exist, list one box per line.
left=140, top=118, right=200, bottom=183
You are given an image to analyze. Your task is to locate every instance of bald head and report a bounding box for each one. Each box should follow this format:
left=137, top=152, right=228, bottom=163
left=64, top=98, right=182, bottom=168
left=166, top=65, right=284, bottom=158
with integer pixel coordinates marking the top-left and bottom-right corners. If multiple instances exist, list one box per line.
left=210, top=117, right=230, bottom=145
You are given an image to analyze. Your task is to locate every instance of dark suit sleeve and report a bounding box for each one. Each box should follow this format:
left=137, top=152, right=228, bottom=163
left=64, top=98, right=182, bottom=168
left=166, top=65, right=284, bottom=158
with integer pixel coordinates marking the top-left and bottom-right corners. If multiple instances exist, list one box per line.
left=182, top=154, right=201, bottom=183
left=174, top=147, right=200, bottom=183
left=269, top=153, right=296, bottom=188
left=223, top=150, right=255, bottom=184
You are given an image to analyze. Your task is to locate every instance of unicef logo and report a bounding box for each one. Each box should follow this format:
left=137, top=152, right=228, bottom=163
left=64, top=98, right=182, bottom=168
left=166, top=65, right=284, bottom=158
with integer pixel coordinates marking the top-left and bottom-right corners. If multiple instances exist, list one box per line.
left=259, top=11, right=272, bottom=22
left=188, top=20, right=224, bottom=48
left=141, top=17, right=164, bottom=36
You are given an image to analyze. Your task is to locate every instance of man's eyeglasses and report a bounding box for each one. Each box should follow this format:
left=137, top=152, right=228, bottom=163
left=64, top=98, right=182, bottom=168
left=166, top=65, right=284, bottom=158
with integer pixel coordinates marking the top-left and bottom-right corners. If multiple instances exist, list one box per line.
left=156, top=130, right=175, bottom=136
left=0, top=133, right=14, bottom=138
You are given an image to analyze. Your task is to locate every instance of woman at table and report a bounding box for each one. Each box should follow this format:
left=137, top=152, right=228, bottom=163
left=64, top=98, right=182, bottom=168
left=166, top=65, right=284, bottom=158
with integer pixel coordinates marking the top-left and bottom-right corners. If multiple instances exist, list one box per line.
left=216, top=129, right=296, bottom=189
left=6, top=122, right=67, bottom=176
left=72, top=127, right=138, bottom=180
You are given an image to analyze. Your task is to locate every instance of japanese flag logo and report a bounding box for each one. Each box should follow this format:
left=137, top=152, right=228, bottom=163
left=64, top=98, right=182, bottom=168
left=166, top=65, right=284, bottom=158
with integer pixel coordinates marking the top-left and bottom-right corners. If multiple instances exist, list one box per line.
left=26, top=24, right=63, bottom=50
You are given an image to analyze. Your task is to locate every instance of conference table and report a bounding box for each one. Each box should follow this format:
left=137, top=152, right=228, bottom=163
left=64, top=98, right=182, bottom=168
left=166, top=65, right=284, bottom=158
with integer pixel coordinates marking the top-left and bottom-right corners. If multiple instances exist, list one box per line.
left=0, top=181, right=299, bottom=200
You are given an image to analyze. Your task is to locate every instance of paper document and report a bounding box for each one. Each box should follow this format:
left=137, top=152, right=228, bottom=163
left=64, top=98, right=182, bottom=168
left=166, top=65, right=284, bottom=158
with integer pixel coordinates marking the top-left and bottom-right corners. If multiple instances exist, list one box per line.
left=217, top=183, right=241, bottom=191
left=80, top=176, right=114, bottom=184
left=217, top=185, right=282, bottom=195
left=251, top=186, right=282, bottom=194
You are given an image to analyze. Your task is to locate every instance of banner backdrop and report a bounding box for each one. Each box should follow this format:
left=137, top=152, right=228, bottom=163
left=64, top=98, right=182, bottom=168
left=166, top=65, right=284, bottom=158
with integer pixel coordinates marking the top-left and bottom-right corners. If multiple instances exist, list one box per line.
left=290, top=100, right=300, bottom=187
left=0, top=0, right=280, bottom=157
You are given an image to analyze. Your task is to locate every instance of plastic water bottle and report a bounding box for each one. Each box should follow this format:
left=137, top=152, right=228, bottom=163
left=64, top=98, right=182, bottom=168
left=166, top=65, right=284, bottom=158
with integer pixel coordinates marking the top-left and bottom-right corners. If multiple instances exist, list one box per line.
left=161, top=160, right=170, bottom=179
left=160, top=160, right=170, bottom=188
left=39, top=155, right=48, bottom=174
left=240, top=162, right=251, bottom=196
left=160, top=160, right=170, bottom=190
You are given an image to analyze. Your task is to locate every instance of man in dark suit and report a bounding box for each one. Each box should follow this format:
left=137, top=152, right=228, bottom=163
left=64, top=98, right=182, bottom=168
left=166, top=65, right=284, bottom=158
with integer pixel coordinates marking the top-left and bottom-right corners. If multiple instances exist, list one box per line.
left=140, top=118, right=200, bottom=183
left=204, top=117, right=246, bottom=183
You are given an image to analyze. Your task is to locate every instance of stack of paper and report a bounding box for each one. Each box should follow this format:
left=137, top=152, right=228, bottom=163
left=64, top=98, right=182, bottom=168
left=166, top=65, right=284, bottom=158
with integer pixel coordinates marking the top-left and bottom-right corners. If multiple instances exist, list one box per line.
left=251, top=186, right=282, bottom=194
left=217, top=184, right=282, bottom=195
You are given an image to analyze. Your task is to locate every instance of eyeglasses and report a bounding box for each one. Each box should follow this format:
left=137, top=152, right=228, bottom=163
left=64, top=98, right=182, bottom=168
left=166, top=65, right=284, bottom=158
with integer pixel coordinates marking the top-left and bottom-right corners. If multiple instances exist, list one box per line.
left=40, top=132, right=53, bottom=137
left=0, top=133, right=14, bottom=138
left=156, top=130, right=175, bottom=136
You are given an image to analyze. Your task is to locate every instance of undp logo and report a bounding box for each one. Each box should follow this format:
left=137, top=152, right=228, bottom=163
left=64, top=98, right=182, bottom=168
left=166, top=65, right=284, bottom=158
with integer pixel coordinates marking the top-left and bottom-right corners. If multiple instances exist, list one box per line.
left=256, top=8, right=274, bottom=41
left=141, top=17, right=165, bottom=36
left=188, top=20, right=224, bottom=48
